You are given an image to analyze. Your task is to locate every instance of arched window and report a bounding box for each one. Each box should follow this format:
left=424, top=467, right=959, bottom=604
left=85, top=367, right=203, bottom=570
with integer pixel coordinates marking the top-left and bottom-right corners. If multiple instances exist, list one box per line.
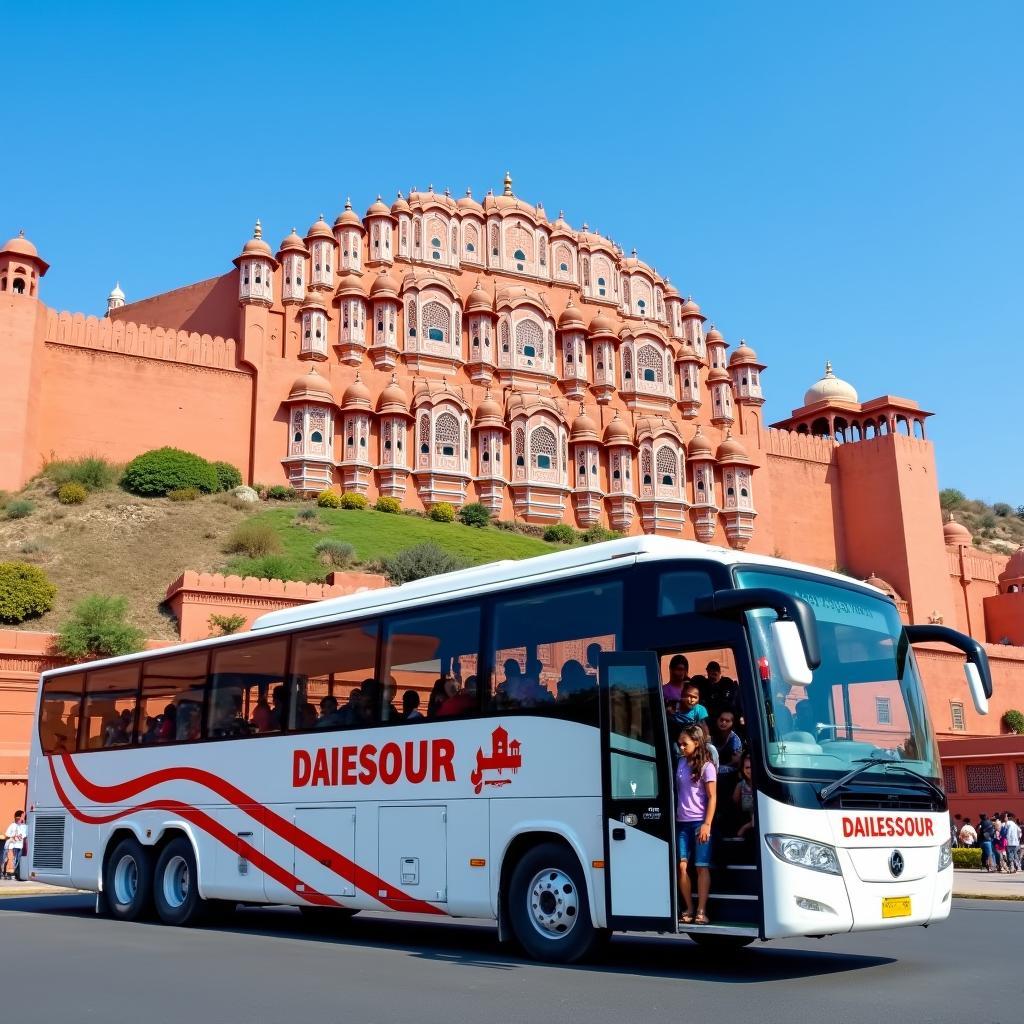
left=490, top=225, right=500, bottom=257
left=514, top=427, right=525, bottom=467
left=530, top=426, right=557, bottom=471
left=637, top=345, right=663, bottom=384
left=311, top=430, right=323, bottom=444
left=435, top=412, right=459, bottom=457
left=622, top=347, right=634, bottom=381
left=423, top=301, right=450, bottom=345
left=515, top=319, right=542, bottom=360
left=407, top=299, right=417, bottom=338
left=293, top=430, right=302, bottom=444
left=656, top=446, right=676, bottom=487
left=418, top=413, right=430, bottom=454
left=597, top=276, right=606, bottom=297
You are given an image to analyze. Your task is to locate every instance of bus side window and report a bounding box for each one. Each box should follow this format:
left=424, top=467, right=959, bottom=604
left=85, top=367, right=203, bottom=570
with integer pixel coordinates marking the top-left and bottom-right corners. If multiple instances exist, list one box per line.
left=80, top=664, right=140, bottom=750
left=290, top=620, right=379, bottom=731
left=383, top=606, right=481, bottom=722
left=39, top=673, right=84, bottom=754
left=138, top=651, right=209, bottom=745
left=208, top=636, right=289, bottom=738
left=489, top=579, right=623, bottom=722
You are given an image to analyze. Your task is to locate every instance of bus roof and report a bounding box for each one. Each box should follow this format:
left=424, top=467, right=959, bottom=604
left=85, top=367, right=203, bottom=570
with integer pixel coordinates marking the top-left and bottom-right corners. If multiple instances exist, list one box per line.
left=37, top=536, right=879, bottom=679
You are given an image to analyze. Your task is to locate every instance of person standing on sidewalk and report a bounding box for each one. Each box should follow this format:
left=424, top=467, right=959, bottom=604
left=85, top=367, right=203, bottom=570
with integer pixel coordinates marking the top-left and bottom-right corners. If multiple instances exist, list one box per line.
left=959, top=819, right=977, bottom=848
left=3, top=811, right=27, bottom=880
left=1004, top=813, right=1021, bottom=874
left=978, top=814, right=996, bottom=872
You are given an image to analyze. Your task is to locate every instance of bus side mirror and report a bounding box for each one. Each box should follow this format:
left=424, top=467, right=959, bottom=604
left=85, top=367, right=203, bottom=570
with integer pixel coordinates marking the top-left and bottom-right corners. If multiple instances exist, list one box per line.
left=964, top=662, right=989, bottom=716
left=771, top=620, right=813, bottom=686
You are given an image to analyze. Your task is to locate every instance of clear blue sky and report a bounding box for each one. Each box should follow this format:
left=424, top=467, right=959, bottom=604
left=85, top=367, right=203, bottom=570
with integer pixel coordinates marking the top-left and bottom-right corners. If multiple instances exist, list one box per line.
left=5, top=1, right=1021, bottom=506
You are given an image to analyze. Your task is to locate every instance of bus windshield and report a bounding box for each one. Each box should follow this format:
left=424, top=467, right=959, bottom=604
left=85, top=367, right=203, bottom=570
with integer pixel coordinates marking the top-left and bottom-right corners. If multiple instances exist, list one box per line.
left=736, top=568, right=941, bottom=782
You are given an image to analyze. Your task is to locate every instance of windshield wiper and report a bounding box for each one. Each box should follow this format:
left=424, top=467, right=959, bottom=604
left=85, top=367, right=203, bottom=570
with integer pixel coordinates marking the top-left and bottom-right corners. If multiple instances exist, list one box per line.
left=820, top=758, right=944, bottom=804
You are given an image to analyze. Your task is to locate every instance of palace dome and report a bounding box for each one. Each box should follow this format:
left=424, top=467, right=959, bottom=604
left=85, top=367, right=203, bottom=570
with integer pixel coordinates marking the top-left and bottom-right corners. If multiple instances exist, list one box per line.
left=456, top=189, right=484, bottom=216
left=335, top=272, right=364, bottom=298
left=391, top=191, right=411, bottom=216
left=2, top=231, right=40, bottom=260
left=729, top=341, right=758, bottom=365
left=466, top=279, right=493, bottom=313
left=603, top=413, right=631, bottom=445
left=334, top=198, right=363, bottom=229
left=341, top=373, right=372, bottom=410
left=241, top=220, right=272, bottom=257
left=569, top=408, right=599, bottom=443
left=474, top=391, right=505, bottom=428
left=864, top=573, right=901, bottom=599
left=558, top=297, right=586, bottom=330
left=716, top=432, right=749, bottom=463
left=369, top=269, right=400, bottom=299
left=705, top=324, right=725, bottom=345
left=804, top=361, right=858, bottom=406
left=287, top=366, right=335, bottom=404
left=376, top=375, right=410, bottom=415
left=365, top=195, right=391, bottom=218
left=277, top=228, right=307, bottom=254
left=305, top=214, right=334, bottom=242
left=680, top=296, right=702, bottom=317
left=687, top=426, right=713, bottom=459
left=588, top=308, right=617, bottom=338
left=943, top=518, right=973, bottom=547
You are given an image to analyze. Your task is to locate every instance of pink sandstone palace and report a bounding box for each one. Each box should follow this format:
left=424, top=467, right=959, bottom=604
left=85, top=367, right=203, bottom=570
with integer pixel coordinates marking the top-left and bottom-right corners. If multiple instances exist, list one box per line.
left=0, top=173, right=1022, bottom=822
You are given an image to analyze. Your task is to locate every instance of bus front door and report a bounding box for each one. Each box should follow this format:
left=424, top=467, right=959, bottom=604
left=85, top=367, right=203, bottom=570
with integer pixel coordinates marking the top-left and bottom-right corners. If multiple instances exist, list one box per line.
left=599, top=651, right=676, bottom=932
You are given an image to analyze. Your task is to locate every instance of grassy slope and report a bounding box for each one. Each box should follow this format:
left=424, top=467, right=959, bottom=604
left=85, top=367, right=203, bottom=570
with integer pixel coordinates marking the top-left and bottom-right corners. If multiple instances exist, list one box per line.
left=226, top=507, right=554, bottom=579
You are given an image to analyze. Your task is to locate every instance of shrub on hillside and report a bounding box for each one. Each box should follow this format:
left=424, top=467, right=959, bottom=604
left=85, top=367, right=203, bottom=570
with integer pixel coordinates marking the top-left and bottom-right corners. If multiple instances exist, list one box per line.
left=952, top=847, right=981, bottom=869
left=543, top=523, right=578, bottom=544
left=229, top=554, right=305, bottom=582
left=458, top=502, right=491, bottom=528
left=939, top=488, right=966, bottom=511
left=428, top=502, right=456, bottom=523
left=374, top=496, right=402, bottom=514
left=212, top=461, right=243, bottom=492
left=55, top=594, right=145, bottom=660
left=266, top=485, right=296, bottom=501
left=315, top=539, right=356, bottom=569
left=208, top=613, right=247, bottom=636
left=1003, top=709, right=1024, bottom=735
left=57, top=482, right=88, bottom=505
left=296, top=507, right=319, bottom=522
left=0, top=562, right=57, bottom=623
left=4, top=499, right=34, bottom=520
left=340, top=492, right=368, bottom=510
left=121, top=447, right=219, bottom=497
left=381, top=543, right=469, bottom=586
left=579, top=524, right=623, bottom=544
left=224, top=520, right=282, bottom=558
left=44, top=455, right=120, bottom=491
left=167, top=487, right=200, bottom=502
left=318, top=490, right=342, bottom=509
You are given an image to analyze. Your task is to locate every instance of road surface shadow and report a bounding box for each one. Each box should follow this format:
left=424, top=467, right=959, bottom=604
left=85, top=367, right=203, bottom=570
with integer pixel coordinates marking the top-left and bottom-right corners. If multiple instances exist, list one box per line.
left=3, top=894, right=895, bottom=983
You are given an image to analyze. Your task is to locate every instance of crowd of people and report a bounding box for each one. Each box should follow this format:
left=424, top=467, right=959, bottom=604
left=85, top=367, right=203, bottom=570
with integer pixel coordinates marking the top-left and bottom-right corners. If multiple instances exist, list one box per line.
left=954, top=813, right=1022, bottom=873
left=666, top=655, right=754, bottom=926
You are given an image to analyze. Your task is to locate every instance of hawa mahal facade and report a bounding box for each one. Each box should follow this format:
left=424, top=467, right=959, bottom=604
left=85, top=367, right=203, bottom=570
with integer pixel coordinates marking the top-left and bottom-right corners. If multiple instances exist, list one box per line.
left=0, top=174, right=1022, bottom=822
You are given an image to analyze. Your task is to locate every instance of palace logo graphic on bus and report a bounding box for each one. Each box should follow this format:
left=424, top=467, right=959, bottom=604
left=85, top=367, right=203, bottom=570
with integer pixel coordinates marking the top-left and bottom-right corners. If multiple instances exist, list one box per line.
left=470, top=725, right=523, bottom=795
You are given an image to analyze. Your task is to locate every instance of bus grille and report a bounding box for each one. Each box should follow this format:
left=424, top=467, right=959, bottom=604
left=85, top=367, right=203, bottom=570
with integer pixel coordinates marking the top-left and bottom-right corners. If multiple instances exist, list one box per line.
left=32, top=815, right=66, bottom=870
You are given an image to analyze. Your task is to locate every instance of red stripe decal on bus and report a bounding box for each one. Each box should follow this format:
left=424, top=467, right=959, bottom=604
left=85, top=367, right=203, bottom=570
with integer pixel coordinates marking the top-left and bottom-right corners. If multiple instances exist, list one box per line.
left=54, top=754, right=447, bottom=916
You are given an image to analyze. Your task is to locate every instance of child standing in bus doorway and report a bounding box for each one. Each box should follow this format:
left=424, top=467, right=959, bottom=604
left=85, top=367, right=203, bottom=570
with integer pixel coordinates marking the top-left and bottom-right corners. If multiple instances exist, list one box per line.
left=675, top=724, right=717, bottom=926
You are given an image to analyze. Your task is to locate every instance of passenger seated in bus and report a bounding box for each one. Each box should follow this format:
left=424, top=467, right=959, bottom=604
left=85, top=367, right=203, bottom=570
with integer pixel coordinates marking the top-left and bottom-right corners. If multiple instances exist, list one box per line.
left=794, top=699, right=819, bottom=738
left=675, top=723, right=717, bottom=926
left=493, top=660, right=524, bottom=709
left=712, top=711, right=743, bottom=774
left=518, top=658, right=554, bottom=708
left=335, top=687, right=363, bottom=726
left=557, top=659, right=591, bottom=700
left=316, top=695, right=339, bottom=727
left=155, top=704, right=177, bottom=742
left=381, top=679, right=401, bottom=723
left=297, top=701, right=318, bottom=730
left=437, top=675, right=477, bottom=717
left=733, top=754, right=755, bottom=839
left=210, top=690, right=246, bottom=737
left=585, top=643, right=603, bottom=679
left=103, top=708, right=133, bottom=747
left=403, top=690, right=424, bottom=720
left=176, top=702, right=201, bottom=742
left=140, top=716, right=160, bottom=745
left=427, top=678, right=449, bottom=718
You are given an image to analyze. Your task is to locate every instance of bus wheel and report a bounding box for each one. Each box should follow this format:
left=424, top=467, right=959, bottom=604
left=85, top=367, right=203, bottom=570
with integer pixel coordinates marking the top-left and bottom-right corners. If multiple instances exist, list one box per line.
left=508, top=842, right=597, bottom=964
left=104, top=836, right=154, bottom=922
left=153, top=836, right=206, bottom=927
left=687, top=931, right=756, bottom=951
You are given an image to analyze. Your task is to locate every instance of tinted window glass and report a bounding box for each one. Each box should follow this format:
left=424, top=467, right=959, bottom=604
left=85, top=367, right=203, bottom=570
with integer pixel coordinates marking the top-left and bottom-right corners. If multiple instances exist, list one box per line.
left=385, top=607, right=481, bottom=722
left=490, top=579, right=622, bottom=722
left=607, top=661, right=659, bottom=799
left=39, top=673, right=84, bottom=754
left=80, top=664, right=140, bottom=750
left=658, top=570, right=714, bottom=616
left=209, top=637, right=289, bottom=738
left=290, top=620, right=379, bottom=730
left=139, top=651, right=208, bottom=744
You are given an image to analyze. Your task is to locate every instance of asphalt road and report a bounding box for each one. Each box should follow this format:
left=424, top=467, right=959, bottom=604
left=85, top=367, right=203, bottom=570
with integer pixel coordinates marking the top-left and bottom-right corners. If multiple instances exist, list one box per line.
left=0, top=894, right=1017, bottom=1024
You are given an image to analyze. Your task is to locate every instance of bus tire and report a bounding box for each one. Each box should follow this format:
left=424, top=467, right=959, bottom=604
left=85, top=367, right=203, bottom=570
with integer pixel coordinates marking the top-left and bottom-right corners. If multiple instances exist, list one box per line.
left=508, top=842, right=598, bottom=964
left=104, top=836, right=154, bottom=922
left=153, top=836, right=206, bottom=927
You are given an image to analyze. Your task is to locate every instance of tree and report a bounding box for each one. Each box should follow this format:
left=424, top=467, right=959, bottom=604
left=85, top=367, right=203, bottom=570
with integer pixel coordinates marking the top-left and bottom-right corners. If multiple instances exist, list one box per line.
left=939, top=488, right=966, bottom=511
left=56, top=595, right=145, bottom=660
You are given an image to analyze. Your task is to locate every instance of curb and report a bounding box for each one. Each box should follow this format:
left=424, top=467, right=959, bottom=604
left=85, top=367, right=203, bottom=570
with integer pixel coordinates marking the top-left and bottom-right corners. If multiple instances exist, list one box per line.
left=953, top=892, right=1024, bottom=902
left=0, top=886, right=85, bottom=899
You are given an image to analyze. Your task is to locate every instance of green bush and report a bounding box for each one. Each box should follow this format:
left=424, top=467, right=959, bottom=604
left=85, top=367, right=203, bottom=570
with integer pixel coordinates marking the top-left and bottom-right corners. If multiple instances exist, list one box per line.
left=580, top=524, right=623, bottom=544
left=230, top=554, right=305, bottom=582
left=224, top=520, right=282, bottom=558
left=318, top=490, right=342, bottom=509
left=952, top=847, right=981, bottom=869
left=0, top=562, right=57, bottom=623
left=458, top=502, right=491, bottom=528
left=381, top=543, right=469, bottom=586
left=940, top=488, right=966, bottom=511
left=54, top=594, right=145, bottom=660
left=296, top=507, right=319, bottom=522
left=121, top=447, right=219, bottom=497
left=340, top=492, right=368, bottom=510
left=266, top=485, right=297, bottom=501
left=208, top=613, right=247, bottom=636
left=57, top=482, right=88, bottom=505
left=374, top=496, right=402, bottom=514
left=428, top=502, right=456, bottom=523
left=4, top=499, right=34, bottom=520
left=44, top=455, right=120, bottom=491
left=167, top=487, right=200, bottom=502
left=543, top=523, right=578, bottom=544
left=212, top=461, right=243, bottom=492
left=1003, top=709, right=1024, bottom=735
left=315, top=539, right=356, bottom=569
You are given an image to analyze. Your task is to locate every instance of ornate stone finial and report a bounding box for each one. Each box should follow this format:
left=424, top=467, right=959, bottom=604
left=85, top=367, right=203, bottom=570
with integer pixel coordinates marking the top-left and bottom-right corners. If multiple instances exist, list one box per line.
left=503, top=170, right=513, bottom=196
left=566, top=296, right=575, bottom=308
left=319, top=212, right=325, bottom=221
left=391, top=372, right=398, bottom=385
left=18, top=228, right=25, bottom=238
left=465, top=187, right=473, bottom=197
left=443, top=186, right=451, bottom=198
left=825, top=360, right=834, bottom=376
left=578, top=401, right=586, bottom=415
left=486, top=188, right=494, bottom=196
left=397, top=190, right=404, bottom=199
left=377, top=194, right=383, bottom=202
left=354, top=371, right=362, bottom=382
left=631, top=247, right=638, bottom=258
left=428, top=183, right=434, bottom=193
left=253, top=219, right=263, bottom=239
left=344, top=197, right=352, bottom=210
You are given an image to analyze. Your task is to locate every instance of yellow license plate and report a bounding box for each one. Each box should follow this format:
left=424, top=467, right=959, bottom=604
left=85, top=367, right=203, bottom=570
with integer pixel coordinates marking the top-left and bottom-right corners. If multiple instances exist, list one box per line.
left=882, top=896, right=912, bottom=919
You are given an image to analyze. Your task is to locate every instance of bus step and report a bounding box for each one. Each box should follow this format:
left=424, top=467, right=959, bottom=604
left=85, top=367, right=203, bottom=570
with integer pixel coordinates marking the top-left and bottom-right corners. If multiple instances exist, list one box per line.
left=680, top=923, right=759, bottom=938
left=708, top=892, right=759, bottom=901
left=724, top=864, right=757, bottom=871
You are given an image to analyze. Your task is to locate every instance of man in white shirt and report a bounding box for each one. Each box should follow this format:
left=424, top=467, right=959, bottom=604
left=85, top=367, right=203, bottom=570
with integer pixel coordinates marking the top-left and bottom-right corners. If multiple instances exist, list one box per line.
left=959, top=820, right=977, bottom=848
left=1004, top=813, right=1022, bottom=873
left=3, top=811, right=27, bottom=880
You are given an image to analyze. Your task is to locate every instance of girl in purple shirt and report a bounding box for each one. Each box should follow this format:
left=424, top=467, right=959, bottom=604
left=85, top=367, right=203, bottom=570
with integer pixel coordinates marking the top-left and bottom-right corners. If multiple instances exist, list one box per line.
left=676, top=723, right=717, bottom=925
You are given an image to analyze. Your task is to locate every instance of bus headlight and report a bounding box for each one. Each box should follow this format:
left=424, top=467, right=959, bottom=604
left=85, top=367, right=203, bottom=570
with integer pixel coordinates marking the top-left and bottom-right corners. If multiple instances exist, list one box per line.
left=938, top=840, right=952, bottom=870
left=766, top=834, right=842, bottom=875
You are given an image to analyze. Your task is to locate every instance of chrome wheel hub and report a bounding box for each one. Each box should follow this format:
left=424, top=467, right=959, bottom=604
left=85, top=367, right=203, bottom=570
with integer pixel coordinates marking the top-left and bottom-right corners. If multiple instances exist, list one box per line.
left=527, top=868, right=579, bottom=939
left=162, top=854, right=190, bottom=910
left=113, top=854, right=138, bottom=907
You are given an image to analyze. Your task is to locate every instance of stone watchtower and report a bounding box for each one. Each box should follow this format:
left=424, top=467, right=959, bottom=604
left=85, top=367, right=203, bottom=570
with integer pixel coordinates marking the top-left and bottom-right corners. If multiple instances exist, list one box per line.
left=0, top=231, right=49, bottom=491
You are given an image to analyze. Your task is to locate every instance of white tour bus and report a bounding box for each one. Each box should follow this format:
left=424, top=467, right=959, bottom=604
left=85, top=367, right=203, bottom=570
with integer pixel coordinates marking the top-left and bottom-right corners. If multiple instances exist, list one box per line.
left=23, top=537, right=992, bottom=961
